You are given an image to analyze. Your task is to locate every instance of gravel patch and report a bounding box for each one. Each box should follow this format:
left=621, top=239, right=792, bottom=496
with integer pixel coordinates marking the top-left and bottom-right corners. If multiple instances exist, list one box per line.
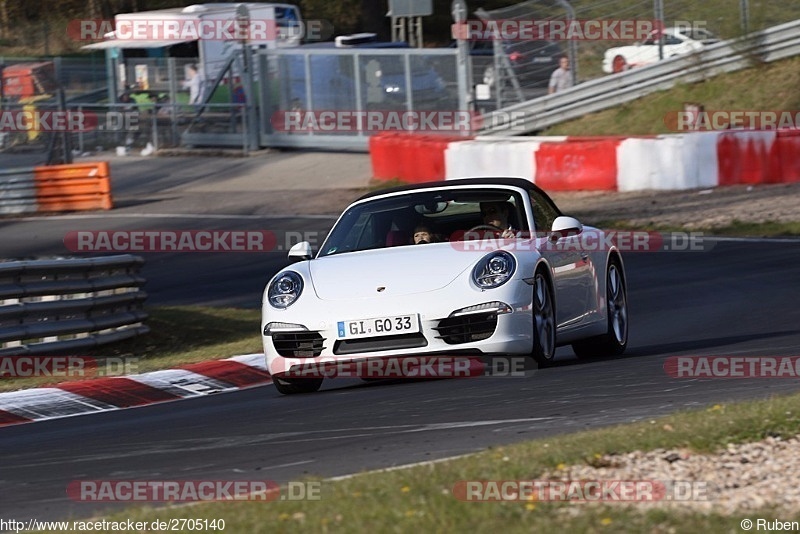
left=550, top=183, right=800, bottom=229
left=541, top=434, right=800, bottom=514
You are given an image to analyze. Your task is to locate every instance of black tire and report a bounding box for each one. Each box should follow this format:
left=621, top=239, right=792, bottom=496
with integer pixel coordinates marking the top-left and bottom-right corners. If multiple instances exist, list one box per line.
left=572, top=258, right=628, bottom=359
left=530, top=269, right=556, bottom=366
left=273, top=376, right=323, bottom=395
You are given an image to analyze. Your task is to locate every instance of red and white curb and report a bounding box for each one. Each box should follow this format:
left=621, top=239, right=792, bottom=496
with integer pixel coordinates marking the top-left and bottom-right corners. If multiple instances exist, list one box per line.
left=0, top=354, right=270, bottom=428
left=370, top=130, right=800, bottom=190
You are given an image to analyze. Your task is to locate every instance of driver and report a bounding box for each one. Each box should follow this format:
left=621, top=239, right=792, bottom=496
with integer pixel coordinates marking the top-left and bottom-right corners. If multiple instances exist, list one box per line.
left=479, top=202, right=516, bottom=238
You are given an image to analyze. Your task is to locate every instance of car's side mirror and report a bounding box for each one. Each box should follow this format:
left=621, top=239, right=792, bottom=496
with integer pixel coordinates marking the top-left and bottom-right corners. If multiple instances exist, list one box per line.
left=549, top=216, right=583, bottom=241
left=288, top=241, right=312, bottom=260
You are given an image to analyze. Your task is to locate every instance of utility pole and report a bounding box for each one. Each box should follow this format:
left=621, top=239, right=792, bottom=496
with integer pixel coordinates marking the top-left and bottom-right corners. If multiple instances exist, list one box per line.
left=740, top=0, right=750, bottom=33
left=452, top=0, right=472, bottom=118
left=654, top=0, right=664, bottom=60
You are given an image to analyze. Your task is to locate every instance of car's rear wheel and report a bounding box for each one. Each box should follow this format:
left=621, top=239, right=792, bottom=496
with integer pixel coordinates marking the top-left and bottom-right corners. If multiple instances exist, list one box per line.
left=273, top=376, right=323, bottom=395
left=572, top=259, right=628, bottom=359
left=612, top=55, right=628, bottom=73
left=530, top=270, right=556, bottom=366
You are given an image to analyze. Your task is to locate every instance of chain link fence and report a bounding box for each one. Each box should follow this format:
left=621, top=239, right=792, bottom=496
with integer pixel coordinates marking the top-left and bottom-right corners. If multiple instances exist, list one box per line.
left=464, top=0, right=800, bottom=111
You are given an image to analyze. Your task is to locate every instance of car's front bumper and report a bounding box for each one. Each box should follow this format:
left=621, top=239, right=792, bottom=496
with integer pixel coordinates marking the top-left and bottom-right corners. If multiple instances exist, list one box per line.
left=262, top=279, right=535, bottom=376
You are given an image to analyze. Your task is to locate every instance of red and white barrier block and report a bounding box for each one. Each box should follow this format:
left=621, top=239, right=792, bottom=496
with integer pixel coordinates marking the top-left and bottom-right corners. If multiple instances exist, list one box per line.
left=369, top=130, right=800, bottom=190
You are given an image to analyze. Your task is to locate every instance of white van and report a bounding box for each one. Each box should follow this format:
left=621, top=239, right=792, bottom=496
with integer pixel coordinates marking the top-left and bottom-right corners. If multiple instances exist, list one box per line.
left=84, top=3, right=302, bottom=90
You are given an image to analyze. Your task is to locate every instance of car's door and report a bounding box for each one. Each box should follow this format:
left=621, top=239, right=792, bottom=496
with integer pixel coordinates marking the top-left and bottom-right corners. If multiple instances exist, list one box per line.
left=527, top=188, right=595, bottom=327
left=664, top=34, right=691, bottom=57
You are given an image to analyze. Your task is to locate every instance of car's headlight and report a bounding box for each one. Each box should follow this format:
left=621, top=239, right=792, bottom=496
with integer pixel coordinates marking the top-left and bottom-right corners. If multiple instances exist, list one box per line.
left=384, top=85, right=401, bottom=93
left=472, top=251, right=516, bottom=289
left=268, top=271, right=304, bottom=308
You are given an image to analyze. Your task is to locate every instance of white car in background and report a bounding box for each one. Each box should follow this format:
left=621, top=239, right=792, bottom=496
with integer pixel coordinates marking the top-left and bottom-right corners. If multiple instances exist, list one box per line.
left=602, top=27, right=720, bottom=74
left=261, top=178, right=629, bottom=395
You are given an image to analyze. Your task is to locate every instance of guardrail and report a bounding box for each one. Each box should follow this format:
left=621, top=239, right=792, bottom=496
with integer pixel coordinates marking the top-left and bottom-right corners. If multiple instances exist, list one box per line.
left=0, top=162, right=112, bottom=215
left=0, top=167, right=39, bottom=215
left=479, top=19, right=800, bottom=136
left=0, top=255, right=148, bottom=356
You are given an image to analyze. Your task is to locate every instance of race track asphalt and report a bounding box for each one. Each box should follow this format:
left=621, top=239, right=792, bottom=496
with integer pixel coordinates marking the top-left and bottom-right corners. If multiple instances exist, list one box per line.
left=1, top=212, right=799, bottom=522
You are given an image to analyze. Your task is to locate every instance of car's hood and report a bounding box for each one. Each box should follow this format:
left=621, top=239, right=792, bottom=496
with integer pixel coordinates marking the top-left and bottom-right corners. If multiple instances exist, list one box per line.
left=309, top=244, right=485, bottom=300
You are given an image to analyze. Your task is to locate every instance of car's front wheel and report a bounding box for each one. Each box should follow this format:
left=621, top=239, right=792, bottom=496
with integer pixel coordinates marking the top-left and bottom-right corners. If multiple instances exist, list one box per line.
left=530, top=270, right=556, bottom=366
left=572, top=259, right=628, bottom=359
left=273, top=376, right=323, bottom=395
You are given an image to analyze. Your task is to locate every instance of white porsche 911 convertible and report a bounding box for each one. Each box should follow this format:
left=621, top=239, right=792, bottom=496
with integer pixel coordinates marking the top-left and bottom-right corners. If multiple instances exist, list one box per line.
left=262, top=178, right=628, bottom=394
left=602, top=26, right=720, bottom=73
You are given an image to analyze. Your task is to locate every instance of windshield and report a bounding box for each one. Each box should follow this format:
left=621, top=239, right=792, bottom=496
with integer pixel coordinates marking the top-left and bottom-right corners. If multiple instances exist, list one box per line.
left=318, top=188, right=528, bottom=257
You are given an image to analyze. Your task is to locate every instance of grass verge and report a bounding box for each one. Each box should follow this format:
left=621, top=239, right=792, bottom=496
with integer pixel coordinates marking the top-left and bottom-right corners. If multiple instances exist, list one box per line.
left=69, top=392, right=800, bottom=532
left=544, top=56, right=800, bottom=136
left=0, top=306, right=262, bottom=393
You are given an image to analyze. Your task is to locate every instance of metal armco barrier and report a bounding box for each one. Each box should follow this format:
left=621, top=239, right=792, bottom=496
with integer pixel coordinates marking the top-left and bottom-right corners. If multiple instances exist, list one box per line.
left=0, top=161, right=113, bottom=215
left=0, top=255, right=148, bottom=356
left=0, top=167, right=39, bottom=215
left=480, top=19, right=800, bottom=136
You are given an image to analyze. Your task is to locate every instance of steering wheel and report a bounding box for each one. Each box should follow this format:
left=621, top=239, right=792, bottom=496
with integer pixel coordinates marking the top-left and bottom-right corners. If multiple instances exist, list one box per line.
left=464, top=224, right=503, bottom=240
left=466, top=224, right=503, bottom=236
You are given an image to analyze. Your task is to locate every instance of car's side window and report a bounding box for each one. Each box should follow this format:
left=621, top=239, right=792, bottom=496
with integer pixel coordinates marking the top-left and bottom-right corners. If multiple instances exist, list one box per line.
left=527, top=188, right=560, bottom=235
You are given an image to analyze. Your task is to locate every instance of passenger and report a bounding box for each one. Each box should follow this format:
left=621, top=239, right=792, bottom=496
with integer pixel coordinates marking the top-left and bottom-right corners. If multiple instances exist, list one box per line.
left=413, top=224, right=440, bottom=244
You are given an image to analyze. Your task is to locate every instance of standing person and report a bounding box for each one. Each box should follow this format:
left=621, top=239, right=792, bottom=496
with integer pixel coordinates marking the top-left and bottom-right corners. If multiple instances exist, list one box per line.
left=548, top=56, right=573, bottom=94
left=183, top=63, right=205, bottom=106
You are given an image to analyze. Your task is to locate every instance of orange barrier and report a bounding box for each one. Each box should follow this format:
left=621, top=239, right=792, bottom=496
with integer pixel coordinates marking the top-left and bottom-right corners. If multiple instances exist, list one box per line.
left=535, top=139, right=620, bottom=191
left=33, top=162, right=113, bottom=212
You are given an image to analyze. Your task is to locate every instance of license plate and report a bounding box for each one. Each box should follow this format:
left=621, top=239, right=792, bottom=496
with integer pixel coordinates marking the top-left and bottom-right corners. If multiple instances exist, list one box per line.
left=532, top=57, right=552, bottom=63
left=337, top=314, right=419, bottom=339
